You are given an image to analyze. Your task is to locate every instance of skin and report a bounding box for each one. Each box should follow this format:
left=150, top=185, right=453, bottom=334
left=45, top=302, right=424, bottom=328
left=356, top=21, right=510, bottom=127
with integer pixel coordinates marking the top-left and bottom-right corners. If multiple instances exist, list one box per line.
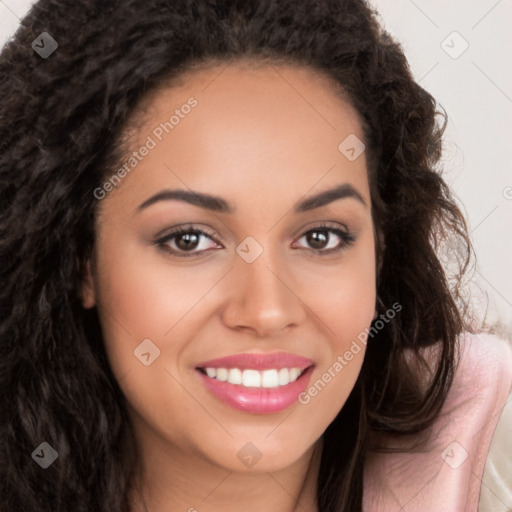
left=81, top=60, right=377, bottom=512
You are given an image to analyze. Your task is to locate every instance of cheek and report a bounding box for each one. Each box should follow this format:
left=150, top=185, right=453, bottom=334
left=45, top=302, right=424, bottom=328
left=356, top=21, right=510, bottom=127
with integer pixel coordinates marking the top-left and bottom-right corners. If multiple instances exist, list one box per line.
left=91, top=243, right=213, bottom=444
left=304, top=230, right=377, bottom=342
left=298, top=285, right=373, bottom=431
left=298, top=237, right=376, bottom=417
left=93, top=228, right=220, bottom=344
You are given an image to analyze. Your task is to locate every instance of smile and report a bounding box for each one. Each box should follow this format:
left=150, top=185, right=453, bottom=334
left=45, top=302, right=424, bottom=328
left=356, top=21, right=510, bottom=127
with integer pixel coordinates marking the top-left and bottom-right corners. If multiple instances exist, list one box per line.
left=195, top=352, right=315, bottom=414
left=199, top=367, right=305, bottom=388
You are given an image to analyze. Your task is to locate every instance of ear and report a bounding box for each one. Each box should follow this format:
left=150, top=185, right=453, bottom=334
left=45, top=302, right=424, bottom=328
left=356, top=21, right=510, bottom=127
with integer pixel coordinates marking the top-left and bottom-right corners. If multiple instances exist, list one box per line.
left=80, top=259, right=96, bottom=309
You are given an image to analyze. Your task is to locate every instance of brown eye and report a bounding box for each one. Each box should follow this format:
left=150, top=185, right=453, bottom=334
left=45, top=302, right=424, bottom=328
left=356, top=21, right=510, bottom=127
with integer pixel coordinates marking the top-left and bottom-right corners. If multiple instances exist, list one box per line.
left=295, top=224, right=356, bottom=253
left=306, top=230, right=329, bottom=250
left=175, top=232, right=201, bottom=251
left=155, top=226, right=220, bottom=257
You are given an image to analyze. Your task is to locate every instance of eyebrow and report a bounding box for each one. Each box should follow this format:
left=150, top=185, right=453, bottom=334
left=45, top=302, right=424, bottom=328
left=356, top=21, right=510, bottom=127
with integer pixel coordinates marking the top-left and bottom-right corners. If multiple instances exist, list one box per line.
left=136, top=183, right=366, bottom=214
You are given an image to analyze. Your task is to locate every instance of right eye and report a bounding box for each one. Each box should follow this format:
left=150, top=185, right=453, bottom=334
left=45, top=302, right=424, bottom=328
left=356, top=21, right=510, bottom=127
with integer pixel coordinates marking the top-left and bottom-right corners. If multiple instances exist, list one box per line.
left=155, top=225, right=222, bottom=258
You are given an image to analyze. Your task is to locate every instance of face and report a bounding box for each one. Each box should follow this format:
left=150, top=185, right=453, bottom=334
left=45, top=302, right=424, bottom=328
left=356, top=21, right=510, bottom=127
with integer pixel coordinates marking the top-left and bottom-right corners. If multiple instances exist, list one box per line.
left=82, top=60, right=376, bottom=476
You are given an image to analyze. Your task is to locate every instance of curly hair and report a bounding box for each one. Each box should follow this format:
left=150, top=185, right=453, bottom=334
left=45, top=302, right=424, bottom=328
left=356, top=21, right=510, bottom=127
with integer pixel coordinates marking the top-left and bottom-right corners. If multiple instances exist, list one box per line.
left=0, top=0, right=474, bottom=511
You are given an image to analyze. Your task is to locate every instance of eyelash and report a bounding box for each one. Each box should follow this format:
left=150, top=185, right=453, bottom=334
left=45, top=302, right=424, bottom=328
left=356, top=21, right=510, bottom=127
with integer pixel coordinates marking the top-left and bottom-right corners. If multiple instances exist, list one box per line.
left=154, top=223, right=356, bottom=258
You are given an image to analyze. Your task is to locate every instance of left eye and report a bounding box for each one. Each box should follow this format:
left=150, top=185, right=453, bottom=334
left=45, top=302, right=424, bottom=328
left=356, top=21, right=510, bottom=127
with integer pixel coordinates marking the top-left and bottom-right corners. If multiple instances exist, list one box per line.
left=155, top=223, right=355, bottom=258
left=293, top=225, right=355, bottom=253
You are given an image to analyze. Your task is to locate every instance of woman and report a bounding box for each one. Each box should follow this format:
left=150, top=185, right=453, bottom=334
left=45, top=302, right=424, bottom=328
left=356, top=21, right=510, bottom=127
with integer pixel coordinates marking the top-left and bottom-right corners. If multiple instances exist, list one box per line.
left=0, top=0, right=510, bottom=511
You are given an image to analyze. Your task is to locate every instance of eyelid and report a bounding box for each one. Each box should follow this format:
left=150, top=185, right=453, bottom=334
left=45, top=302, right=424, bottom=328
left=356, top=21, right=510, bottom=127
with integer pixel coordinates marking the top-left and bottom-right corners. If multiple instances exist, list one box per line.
left=153, top=223, right=219, bottom=241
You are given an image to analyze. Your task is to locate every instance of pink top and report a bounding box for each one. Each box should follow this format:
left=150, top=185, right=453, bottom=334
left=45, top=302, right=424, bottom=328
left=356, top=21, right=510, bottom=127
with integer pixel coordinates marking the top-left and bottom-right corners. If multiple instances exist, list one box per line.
left=363, top=332, right=512, bottom=511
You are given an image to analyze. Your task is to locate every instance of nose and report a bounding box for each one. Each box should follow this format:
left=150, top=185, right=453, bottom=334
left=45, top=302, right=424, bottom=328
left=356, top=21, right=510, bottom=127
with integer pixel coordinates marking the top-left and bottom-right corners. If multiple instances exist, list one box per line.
left=221, top=245, right=307, bottom=337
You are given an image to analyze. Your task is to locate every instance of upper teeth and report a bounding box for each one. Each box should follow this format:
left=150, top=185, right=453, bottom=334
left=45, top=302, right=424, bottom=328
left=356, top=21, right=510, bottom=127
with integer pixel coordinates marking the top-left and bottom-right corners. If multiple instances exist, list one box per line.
left=204, top=367, right=304, bottom=388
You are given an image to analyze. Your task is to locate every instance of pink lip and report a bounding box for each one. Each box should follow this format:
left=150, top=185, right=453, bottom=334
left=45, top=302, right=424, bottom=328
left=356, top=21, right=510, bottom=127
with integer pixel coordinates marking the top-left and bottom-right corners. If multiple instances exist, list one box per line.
left=195, top=352, right=315, bottom=414
left=195, top=351, right=314, bottom=371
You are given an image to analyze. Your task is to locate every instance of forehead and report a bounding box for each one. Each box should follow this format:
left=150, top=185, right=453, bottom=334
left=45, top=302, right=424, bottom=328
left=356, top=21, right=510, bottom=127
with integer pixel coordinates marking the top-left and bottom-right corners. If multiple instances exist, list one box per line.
left=101, top=60, right=370, bottom=214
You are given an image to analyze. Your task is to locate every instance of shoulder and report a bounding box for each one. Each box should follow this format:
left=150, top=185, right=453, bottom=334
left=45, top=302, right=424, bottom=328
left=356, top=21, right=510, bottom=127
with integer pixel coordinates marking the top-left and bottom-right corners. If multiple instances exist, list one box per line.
left=448, top=331, right=512, bottom=422
left=477, top=334, right=512, bottom=512
left=456, top=330, right=512, bottom=384
left=363, top=331, right=512, bottom=512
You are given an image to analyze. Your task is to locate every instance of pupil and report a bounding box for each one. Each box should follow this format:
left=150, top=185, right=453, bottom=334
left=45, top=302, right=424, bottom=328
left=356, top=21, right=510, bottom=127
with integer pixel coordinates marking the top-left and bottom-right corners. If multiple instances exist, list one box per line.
left=177, top=232, right=199, bottom=250
left=308, top=230, right=327, bottom=249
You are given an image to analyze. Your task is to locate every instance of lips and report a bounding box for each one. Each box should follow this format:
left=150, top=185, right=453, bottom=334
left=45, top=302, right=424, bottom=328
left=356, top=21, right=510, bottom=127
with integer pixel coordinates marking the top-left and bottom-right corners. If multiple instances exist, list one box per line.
left=195, top=352, right=314, bottom=371
left=195, top=352, right=315, bottom=414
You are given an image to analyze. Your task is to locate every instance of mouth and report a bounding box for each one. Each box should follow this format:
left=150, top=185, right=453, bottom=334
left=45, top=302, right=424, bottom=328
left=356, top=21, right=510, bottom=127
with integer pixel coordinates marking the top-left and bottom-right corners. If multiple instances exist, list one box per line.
left=195, top=352, right=315, bottom=414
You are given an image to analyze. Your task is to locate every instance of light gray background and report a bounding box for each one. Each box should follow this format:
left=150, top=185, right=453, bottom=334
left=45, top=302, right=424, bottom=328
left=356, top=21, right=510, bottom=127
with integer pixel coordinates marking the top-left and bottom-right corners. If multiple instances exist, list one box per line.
left=1, top=0, right=511, bottom=330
